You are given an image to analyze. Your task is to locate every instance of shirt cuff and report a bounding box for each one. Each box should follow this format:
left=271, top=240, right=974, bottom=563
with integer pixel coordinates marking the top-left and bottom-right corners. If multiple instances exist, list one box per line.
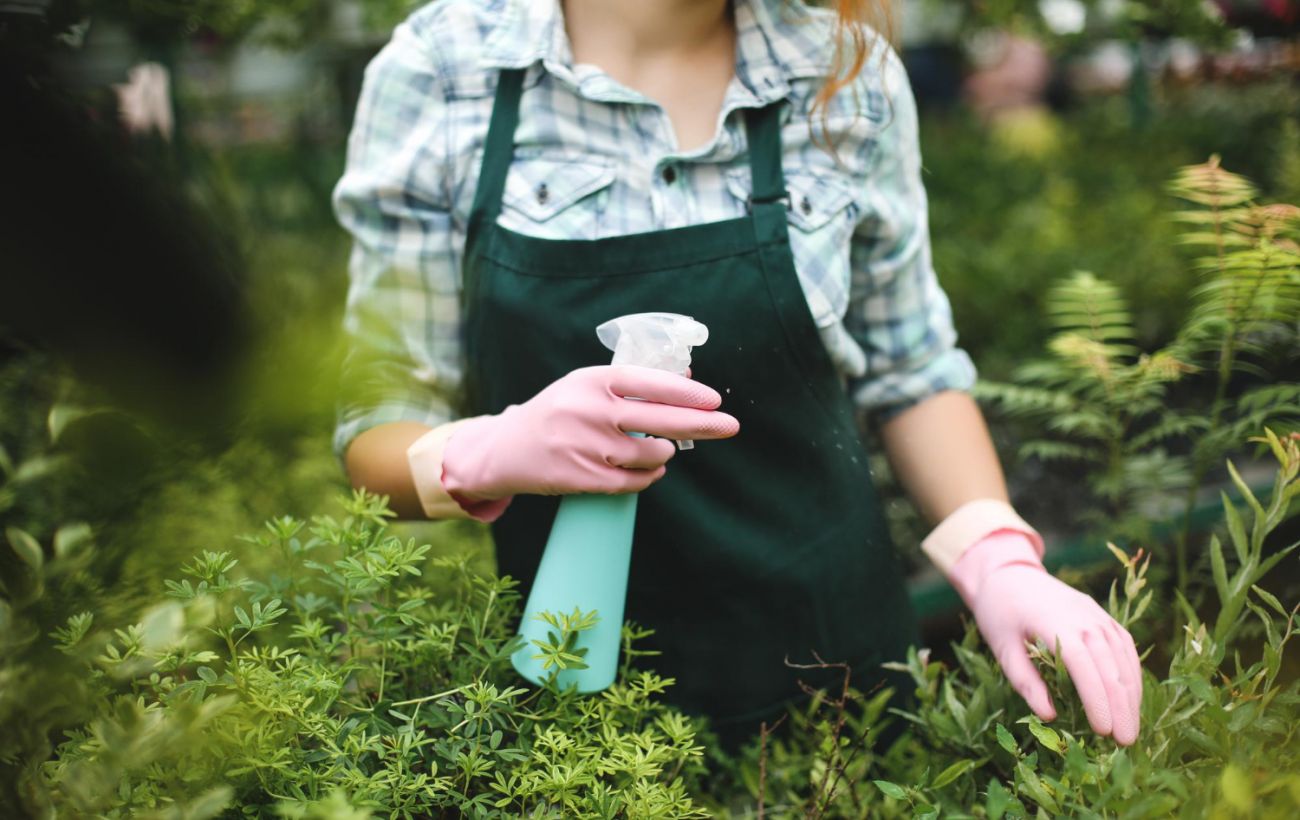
left=921, top=498, right=1044, bottom=575
left=856, top=347, right=977, bottom=423
left=407, top=419, right=513, bottom=523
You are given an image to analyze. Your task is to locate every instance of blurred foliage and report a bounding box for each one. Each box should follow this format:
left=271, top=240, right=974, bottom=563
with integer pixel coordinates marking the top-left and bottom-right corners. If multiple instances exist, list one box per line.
left=976, top=158, right=1299, bottom=557
left=40, top=0, right=424, bottom=47
left=913, top=0, right=1233, bottom=48
left=924, top=83, right=1300, bottom=380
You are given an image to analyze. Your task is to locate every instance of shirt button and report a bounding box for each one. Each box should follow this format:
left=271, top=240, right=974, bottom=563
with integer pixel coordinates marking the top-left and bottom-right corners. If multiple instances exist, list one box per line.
left=661, top=165, right=677, bottom=184
left=536, top=183, right=549, bottom=204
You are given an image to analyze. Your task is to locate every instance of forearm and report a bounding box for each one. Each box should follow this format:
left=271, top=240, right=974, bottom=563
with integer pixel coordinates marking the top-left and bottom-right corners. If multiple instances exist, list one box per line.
left=345, top=421, right=474, bottom=521
left=878, top=389, right=1009, bottom=526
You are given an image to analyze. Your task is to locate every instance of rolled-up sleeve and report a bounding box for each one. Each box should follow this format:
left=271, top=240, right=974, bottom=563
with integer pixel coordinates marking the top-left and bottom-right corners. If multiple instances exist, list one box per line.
left=331, top=21, right=462, bottom=459
left=845, top=54, right=976, bottom=423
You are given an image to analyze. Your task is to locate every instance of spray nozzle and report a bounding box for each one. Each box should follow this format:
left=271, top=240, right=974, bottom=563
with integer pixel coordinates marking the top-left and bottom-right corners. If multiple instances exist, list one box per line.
left=596, top=313, right=709, bottom=450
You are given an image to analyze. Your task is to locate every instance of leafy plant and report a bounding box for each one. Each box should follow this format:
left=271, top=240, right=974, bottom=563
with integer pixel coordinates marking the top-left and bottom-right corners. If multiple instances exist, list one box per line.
left=713, top=430, right=1300, bottom=818
left=976, top=158, right=1300, bottom=564
left=34, top=491, right=710, bottom=818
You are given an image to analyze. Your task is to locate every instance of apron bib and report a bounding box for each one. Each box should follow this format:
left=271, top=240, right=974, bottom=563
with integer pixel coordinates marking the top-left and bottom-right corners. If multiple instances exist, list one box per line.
left=462, top=68, right=918, bottom=733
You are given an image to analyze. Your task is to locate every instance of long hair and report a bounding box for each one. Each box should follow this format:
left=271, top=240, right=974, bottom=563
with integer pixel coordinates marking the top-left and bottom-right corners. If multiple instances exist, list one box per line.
left=807, top=0, right=896, bottom=151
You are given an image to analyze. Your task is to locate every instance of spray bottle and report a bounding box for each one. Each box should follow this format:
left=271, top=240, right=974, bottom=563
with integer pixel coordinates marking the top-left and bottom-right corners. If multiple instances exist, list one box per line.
left=511, top=312, right=709, bottom=692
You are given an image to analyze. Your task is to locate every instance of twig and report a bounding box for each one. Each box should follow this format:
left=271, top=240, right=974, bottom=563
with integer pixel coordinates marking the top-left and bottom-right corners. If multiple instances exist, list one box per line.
left=392, top=684, right=468, bottom=707
left=757, top=714, right=787, bottom=820
left=786, top=653, right=856, bottom=819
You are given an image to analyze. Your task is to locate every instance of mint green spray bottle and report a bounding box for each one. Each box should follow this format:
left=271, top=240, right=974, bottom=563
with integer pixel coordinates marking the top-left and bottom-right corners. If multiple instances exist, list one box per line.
left=511, top=312, right=710, bottom=692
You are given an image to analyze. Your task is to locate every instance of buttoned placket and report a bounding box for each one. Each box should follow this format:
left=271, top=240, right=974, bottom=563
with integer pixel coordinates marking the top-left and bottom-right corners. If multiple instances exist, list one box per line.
left=480, top=0, right=800, bottom=233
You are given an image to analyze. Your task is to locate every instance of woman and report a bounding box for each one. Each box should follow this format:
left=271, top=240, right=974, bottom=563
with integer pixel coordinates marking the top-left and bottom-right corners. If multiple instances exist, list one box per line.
left=333, top=0, right=1141, bottom=746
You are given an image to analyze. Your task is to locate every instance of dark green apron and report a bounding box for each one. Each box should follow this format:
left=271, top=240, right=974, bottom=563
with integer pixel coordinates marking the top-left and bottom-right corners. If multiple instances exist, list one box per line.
left=462, top=68, right=918, bottom=734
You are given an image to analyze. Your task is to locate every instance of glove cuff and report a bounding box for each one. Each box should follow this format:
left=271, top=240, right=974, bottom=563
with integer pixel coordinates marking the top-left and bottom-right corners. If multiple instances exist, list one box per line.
left=921, top=498, right=1044, bottom=572
left=948, top=529, right=1046, bottom=606
left=408, top=419, right=513, bottom=523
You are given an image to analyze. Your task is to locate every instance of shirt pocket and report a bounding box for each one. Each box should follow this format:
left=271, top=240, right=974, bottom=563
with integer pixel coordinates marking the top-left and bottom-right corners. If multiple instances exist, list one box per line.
left=723, top=166, right=858, bottom=326
left=500, top=155, right=617, bottom=239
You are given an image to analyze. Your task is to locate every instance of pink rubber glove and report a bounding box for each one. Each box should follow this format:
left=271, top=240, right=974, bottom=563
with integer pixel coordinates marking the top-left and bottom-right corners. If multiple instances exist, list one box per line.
left=441, top=365, right=739, bottom=515
left=950, top=531, right=1142, bottom=746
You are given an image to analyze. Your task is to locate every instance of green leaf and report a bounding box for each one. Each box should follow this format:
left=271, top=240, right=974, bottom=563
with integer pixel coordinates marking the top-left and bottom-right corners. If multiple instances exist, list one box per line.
left=6, top=526, right=43, bottom=571
left=1252, top=585, right=1288, bottom=618
left=995, top=723, right=1020, bottom=757
left=1220, top=764, right=1254, bottom=812
left=1221, top=492, right=1249, bottom=564
left=1226, top=459, right=1264, bottom=517
left=11, top=455, right=69, bottom=486
left=1019, top=715, right=1064, bottom=756
left=873, top=780, right=908, bottom=801
left=931, top=759, right=978, bottom=789
left=1209, top=534, right=1229, bottom=603
left=985, top=778, right=1013, bottom=820
left=1015, top=761, right=1059, bottom=813
left=48, top=403, right=98, bottom=443
left=53, top=523, right=93, bottom=559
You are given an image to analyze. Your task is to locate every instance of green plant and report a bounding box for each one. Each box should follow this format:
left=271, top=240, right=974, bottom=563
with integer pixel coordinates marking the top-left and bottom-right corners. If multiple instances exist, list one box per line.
left=870, top=431, right=1300, bottom=818
left=34, top=491, right=710, bottom=818
left=975, top=158, right=1300, bottom=561
left=704, top=430, right=1299, bottom=818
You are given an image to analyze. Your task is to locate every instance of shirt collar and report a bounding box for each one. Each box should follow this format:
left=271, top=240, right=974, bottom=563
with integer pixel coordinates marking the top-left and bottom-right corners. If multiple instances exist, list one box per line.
left=480, top=0, right=834, bottom=105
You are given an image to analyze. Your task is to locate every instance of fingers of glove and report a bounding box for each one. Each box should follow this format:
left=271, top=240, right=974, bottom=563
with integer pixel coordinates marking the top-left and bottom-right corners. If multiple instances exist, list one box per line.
left=1082, top=627, right=1132, bottom=745
left=609, top=464, right=667, bottom=494
left=605, top=366, right=723, bottom=410
left=1112, top=619, right=1144, bottom=708
left=605, top=435, right=677, bottom=470
left=1102, top=621, right=1142, bottom=745
left=994, top=638, right=1056, bottom=721
left=1057, top=635, right=1114, bottom=738
left=617, top=401, right=740, bottom=441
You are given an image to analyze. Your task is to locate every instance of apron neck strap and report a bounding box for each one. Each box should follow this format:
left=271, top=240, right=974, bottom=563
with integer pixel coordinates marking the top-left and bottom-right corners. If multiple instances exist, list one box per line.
left=743, top=103, right=786, bottom=209
left=470, top=67, right=527, bottom=227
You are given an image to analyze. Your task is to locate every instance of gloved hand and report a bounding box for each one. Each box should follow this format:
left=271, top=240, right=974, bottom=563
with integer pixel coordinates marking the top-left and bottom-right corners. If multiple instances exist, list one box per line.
left=441, top=365, right=739, bottom=507
left=950, top=530, right=1142, bottom=746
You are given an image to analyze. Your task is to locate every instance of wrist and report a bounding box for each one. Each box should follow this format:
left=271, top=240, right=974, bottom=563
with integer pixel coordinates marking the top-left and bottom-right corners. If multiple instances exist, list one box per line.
left=409, top=417, right=513, bottom=522
left=921, top=499, right=1045, bottom=604
left=921, top=498, right=1044, bottom=573
left=948, top=530, right=1045, bottom=605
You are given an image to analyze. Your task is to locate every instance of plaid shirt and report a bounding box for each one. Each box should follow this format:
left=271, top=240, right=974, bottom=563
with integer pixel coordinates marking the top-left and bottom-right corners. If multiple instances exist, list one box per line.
left=332, top=0, right=976, bottom=457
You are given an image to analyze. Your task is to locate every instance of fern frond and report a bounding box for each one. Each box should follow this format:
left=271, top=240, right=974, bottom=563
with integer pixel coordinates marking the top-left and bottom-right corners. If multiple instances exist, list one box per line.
left=973, top=381, right=1075, bottom=416
left=1046, top=408, right=1118, bottom=440
left=1238, top=383, right=1300, bottom=415
left=1045, top=272, right=1136, bottom=346
left=1127, top=413, right=1211, bottom=451
left=1194, top=384, right=1300, bottom=461
left=1167, top=156, right=1257, bottom=210
left=1018, top=440, right=1102, bottom=464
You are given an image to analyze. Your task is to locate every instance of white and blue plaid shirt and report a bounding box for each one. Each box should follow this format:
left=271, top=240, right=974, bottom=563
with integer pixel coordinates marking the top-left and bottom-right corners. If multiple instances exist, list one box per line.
left=332, top=0, right=976, bottom=456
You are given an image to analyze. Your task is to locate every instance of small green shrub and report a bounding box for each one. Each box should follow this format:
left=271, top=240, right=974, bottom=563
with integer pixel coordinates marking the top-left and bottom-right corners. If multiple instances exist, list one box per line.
left=35, top=491, right=709, bottom=819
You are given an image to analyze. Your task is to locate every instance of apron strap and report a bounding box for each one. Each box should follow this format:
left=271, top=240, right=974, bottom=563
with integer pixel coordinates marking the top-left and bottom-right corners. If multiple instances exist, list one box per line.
left=743, top=103, right=787, bottom=209
left=469, top=67, right=527, bottom=232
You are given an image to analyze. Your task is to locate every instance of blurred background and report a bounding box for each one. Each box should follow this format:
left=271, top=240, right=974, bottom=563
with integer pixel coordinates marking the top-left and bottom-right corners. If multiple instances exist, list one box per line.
left=1, top=0, right=1297, bottom=676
